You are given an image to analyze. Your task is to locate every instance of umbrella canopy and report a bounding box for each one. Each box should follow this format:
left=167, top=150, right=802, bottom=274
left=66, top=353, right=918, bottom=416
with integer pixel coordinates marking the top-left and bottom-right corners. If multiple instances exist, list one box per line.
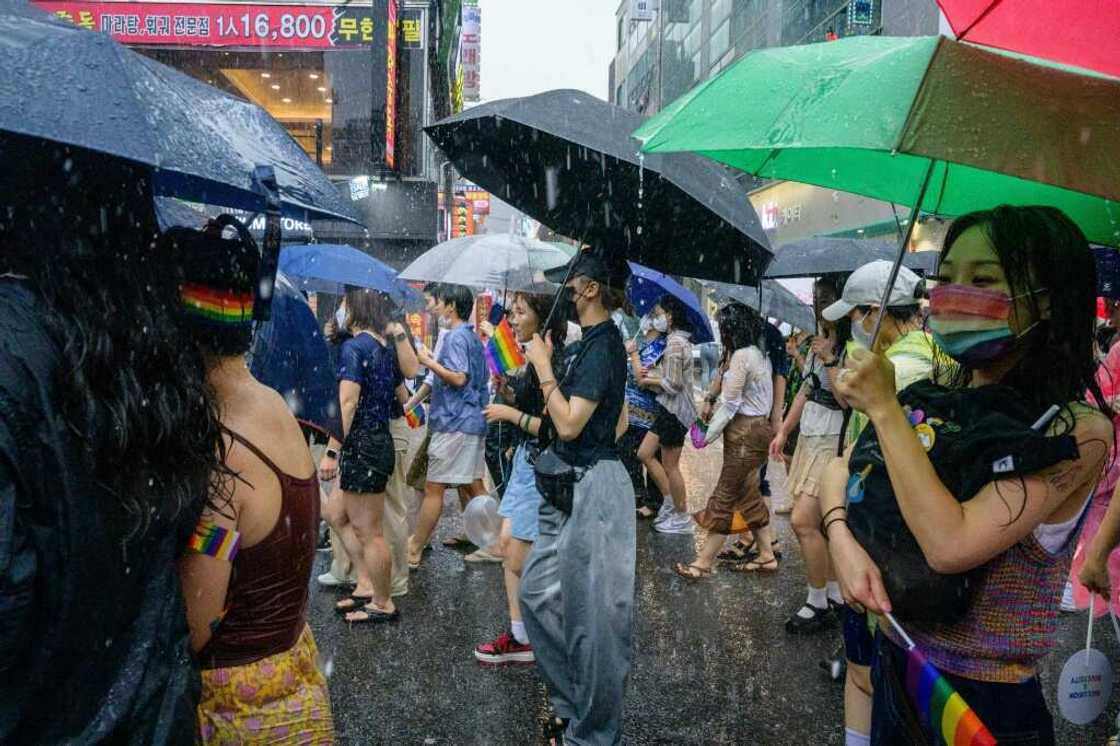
left=279, top=244, right=422, bottom=310
left=936, top=0, right=1120, bottom=78
left=1093, top=246, right=1120, bottom=299
left=0, top=4, right=357, bottom=223
left=636, top=36, right=1120, bottom=248
left=425, top=89, right=773, bottom=284
left=765, top=237, right=939, bottom=279
left=626, top=263, right=714, bottom=344
left=398, top=233, right=573, bottom=291
left=248, top=273, right=342, bottom=441
left=705, top=281, right=817, bottom=332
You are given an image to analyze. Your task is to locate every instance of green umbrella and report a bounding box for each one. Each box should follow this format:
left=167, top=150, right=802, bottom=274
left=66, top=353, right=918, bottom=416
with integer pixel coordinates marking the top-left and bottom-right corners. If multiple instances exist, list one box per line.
left=634, top=35, right=1120, bottom=248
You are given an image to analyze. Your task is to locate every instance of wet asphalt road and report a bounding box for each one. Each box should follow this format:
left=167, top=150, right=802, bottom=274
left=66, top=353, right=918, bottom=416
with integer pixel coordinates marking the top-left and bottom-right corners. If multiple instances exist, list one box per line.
left=308, top=437, right=1120, bottom=745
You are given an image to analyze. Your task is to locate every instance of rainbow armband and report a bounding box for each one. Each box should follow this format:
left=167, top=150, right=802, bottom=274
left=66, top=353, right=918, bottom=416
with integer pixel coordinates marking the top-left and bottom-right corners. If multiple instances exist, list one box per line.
left=187, top=522, right=241, bottom=561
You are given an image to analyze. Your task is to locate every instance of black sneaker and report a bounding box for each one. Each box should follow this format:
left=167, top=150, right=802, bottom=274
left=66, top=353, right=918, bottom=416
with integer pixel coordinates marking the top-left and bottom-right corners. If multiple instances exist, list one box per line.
left=784, top=603, right=833, bottom=634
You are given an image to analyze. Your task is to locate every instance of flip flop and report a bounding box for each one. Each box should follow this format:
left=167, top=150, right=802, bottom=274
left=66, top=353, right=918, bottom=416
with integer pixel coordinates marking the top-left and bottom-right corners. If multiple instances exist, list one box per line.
left=731, top=557, right=779, bottom=573
left=344, top=605, right=401, bottom=624
left=335, top=595, right=374, bottom=615
left=442, top=533, right=472, bottom=548
left=672, top=562, right=713, bottom=580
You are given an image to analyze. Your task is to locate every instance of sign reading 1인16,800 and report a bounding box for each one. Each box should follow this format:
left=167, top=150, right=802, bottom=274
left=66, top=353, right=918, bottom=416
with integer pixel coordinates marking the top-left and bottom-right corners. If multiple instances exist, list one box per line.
left=33, top=2, right=375, bottom=49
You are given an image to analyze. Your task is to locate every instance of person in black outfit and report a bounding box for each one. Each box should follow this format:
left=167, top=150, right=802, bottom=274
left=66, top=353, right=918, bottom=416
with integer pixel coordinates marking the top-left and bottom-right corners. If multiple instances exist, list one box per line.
left=520, top=249, right=635, bottom=745
left=0, top=137, right=224, bottom=742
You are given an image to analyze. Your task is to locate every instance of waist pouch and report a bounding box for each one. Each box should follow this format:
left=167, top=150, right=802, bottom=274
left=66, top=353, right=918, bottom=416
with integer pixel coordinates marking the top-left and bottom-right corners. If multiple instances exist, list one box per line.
left=528, top=443, right=590, bottom=514
left=847, top=380, right=1079, bottom=624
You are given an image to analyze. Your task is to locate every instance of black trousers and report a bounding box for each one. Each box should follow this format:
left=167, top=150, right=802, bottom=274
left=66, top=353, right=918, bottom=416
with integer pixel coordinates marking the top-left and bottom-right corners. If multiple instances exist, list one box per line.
left=618, top=424, right=659, bottom=511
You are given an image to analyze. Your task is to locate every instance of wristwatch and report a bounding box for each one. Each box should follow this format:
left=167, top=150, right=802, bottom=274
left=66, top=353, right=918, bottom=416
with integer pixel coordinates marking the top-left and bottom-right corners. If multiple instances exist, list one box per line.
left=325, top=448, right=339, bottom=460
left=393, top=332, right=408, bottom=343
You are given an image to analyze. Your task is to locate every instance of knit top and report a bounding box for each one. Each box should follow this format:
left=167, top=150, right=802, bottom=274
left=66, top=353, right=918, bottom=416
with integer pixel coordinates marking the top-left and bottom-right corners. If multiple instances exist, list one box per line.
left=884, top=530, right=1074, bottom=683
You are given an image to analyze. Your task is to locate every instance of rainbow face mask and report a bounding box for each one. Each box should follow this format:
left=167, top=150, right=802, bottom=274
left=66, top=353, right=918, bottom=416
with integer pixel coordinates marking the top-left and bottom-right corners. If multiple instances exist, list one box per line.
left=927, top=284, right=1041, bottom=366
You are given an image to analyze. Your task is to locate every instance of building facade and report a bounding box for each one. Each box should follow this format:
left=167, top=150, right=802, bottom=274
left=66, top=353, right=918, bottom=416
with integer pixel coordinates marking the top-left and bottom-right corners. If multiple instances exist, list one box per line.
left=38, top=0, right=468, bottom=268
left=609, top=0, right=944, bottom=248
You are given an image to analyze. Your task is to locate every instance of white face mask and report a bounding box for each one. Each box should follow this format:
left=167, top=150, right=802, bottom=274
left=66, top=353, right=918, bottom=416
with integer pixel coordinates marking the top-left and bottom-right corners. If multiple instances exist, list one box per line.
left=652, top=316, right=669, bottom=333
left=335, top=306, right=347, bottom=330
left=850, top=311, right=874, bottom=349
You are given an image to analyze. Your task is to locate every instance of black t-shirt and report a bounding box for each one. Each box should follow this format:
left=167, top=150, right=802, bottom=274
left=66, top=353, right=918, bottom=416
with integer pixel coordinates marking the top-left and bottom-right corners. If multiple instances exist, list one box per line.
left=553, top=320, right=628, bottom=467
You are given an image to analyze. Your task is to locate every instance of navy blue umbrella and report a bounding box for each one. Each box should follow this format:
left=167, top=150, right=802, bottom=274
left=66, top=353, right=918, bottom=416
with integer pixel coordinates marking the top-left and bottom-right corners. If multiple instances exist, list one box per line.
left=626, top=263, right=714, bottom=344
left=280, top=244, right=423, bottom=310
left=248, top=273, right=342, bottom=441
left=0, top=4, right=357, bottom=223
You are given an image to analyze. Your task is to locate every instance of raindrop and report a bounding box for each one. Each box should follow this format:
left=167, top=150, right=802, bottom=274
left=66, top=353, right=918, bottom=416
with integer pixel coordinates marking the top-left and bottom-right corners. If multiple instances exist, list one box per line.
left=545, top=167, right=559, bottom=210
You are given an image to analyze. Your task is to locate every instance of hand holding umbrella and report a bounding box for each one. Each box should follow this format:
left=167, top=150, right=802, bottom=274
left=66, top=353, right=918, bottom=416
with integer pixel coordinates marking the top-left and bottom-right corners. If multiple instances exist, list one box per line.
left=525, top=333, right=556, bottom=379
left=833, top=347, right=899, bottom=422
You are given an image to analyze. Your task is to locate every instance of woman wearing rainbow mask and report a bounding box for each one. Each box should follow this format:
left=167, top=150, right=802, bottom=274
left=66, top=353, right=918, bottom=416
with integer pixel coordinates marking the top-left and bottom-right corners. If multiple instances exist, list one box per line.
left=821, top=206, right=1112, bottom=745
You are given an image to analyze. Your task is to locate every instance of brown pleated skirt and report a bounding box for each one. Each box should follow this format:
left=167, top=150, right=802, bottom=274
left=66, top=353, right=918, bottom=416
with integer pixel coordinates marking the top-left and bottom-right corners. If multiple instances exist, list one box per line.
left=693, top=415, right=773, bottom=534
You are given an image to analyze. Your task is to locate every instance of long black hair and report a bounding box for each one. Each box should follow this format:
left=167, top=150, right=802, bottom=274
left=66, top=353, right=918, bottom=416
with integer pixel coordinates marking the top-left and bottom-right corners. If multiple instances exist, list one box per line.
left=716, top=302, right=764, bottom=365
left=657, top=293, right=695, bottom=335
left=815, top=274, right=852, bottom=354
left=0, top=133, right=227, bottom=539
left=936, top=205, right=1114, bottom=429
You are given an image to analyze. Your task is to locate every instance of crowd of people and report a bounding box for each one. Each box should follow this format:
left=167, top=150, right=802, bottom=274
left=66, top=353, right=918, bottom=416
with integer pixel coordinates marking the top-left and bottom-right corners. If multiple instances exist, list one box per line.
left=2, top=145, right=1120, bottom=746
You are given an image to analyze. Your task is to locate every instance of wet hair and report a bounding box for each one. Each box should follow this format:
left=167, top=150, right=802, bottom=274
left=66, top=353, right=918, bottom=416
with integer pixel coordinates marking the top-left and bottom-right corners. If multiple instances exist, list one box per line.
left=814, top=274, right=852, bottom=354
left=160, top=216, right=259, bottom=358
left=657, top=293, right=694, bottom=335
left=437, top=283, right=474, bottom=321
left=344, top=285, right=393, bottom=332
left=716, top=302, right=764, bottom=364
left=936, top=206, right=1113, bottom=427
left=515, top=290, right=569, bottom=346
left=0, top=134, right=226, bottom=537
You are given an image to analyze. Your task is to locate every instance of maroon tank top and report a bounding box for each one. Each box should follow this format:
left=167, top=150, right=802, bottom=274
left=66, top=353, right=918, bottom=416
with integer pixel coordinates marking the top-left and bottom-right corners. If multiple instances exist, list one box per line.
left=198, top=430, right=320, bottom=669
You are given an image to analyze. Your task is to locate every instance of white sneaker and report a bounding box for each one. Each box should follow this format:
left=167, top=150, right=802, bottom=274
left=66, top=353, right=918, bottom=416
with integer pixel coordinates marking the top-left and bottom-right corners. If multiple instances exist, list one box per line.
left=317, top=571, right=355, bottom=588
left=653, top=499, right=675, bottom=526
left=654, top=510, right=695, bottom=535
left=1060, top=580, right=1077, bottom=612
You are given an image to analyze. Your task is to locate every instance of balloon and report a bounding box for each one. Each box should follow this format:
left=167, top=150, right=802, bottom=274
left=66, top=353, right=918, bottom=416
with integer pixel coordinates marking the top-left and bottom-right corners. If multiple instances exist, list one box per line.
left=463, top=494, right=501, bottom=549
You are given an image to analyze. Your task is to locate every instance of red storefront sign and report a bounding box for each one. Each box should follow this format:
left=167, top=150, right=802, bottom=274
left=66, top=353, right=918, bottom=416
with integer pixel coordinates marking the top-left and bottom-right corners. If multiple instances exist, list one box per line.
left=33, top=2, right=375, bottom=49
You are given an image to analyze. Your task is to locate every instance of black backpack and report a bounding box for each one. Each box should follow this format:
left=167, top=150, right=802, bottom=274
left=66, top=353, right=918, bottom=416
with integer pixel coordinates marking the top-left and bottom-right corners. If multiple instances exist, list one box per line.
left=846, top=380, right=1079, bottom=623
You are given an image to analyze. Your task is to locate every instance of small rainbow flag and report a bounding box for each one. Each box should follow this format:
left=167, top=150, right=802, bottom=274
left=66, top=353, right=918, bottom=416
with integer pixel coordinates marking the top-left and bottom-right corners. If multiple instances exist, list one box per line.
left=404, top=403, right=425, bottom=429
left=485, top=318, right=526, bottom=375
left=186, top=522, right=241, bottom=561
left=890, top=614, right=996, bottom=746
left=180, top=283, right=254, bottom=325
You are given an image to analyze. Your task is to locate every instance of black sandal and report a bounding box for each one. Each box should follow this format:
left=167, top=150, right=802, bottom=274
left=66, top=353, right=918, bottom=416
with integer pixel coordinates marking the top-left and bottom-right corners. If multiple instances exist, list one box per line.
left=717, top=540, right=755, bottom=562
left=344, top=604, right=401, bottom=624
left=542, top=713, right=568, bottom=745
left=334, top=595, right=374, bottom=615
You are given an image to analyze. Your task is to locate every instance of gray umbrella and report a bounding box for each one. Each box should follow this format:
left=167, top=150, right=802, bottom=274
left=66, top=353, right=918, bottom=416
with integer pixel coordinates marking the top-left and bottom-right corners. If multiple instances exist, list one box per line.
left=764, top=237, right=938, bottom=279
left=398, top=234, right=574, bottom=291
left=706, top=281, right=816, bottom=332
left=0, top=4, right=356, bottom=223
left=425, top=89, right=772, bottom=285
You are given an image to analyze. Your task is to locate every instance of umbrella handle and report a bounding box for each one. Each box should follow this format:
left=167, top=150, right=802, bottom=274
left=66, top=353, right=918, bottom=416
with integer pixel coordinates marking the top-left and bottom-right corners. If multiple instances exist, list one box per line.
left=869, top=160, right=936, bottom=349
left=252, top=165, right=283, bottom=323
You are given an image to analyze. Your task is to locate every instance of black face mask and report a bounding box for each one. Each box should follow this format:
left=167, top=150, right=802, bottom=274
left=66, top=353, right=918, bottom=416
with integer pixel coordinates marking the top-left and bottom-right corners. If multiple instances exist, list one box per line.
left=554, top=286, right=578, bottom=325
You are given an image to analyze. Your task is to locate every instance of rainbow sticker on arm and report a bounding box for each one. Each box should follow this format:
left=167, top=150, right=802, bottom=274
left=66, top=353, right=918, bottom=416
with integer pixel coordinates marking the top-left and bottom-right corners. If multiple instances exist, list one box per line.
left=187, top=522, right=242, bottom=562
left=180, top=283, right=254, bottom=325
left=485, top=318, right=526, bottom=375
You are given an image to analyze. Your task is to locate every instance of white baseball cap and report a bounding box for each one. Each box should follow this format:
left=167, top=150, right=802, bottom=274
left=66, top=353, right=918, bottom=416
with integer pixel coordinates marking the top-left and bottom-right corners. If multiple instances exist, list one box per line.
left=821, top=260, right=921, bottom=322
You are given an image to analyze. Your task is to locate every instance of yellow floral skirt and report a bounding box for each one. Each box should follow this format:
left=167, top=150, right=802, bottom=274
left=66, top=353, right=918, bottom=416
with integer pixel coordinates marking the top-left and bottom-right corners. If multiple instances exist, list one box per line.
left=198, top=625, right=335, bottom=745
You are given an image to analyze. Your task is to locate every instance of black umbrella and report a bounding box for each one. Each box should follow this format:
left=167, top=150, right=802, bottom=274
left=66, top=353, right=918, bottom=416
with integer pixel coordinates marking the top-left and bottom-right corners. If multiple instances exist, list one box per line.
left=0, top=4, right=357, bottom=223
left=763, top=237, right=939, bottom=279
left=425, top=89, right=772, bottom=285
left=706, top=280, right=816, bottom=332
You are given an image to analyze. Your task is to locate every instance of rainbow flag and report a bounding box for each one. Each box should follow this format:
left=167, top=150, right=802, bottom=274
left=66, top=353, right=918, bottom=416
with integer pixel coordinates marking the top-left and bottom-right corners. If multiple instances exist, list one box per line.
left=892, top=616, right=996, bottom=746
left=485, top=318, right=526, bottom=375
left=186, top=523, right=241, bottom=561
left=404, top=403, right=425, bottom=429
left=180, top=283, right=253, bottom=325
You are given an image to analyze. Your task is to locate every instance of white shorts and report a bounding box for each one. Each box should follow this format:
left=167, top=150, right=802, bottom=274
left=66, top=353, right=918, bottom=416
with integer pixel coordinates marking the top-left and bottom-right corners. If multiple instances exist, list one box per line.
left=427, top=431, right=486, bottom=486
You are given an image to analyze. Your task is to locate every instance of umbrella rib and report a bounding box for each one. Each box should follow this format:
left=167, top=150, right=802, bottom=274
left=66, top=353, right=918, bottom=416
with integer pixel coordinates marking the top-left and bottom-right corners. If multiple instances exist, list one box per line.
left=954, top=0, right=1007, bottom=40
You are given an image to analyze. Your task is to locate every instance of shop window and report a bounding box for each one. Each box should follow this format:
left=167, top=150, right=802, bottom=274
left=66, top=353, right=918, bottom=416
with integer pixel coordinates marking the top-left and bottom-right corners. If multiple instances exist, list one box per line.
left=710, top=18, right=731, bottom=62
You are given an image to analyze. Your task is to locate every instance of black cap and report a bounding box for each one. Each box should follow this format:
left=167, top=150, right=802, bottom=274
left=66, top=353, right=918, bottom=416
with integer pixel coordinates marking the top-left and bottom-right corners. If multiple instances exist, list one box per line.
left=544, top=248, right=631, bottom=288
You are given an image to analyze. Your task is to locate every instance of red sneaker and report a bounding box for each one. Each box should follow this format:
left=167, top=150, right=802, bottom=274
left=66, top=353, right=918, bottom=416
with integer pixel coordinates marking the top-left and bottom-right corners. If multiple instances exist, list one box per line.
left=474, top=631, right=535, bottom=665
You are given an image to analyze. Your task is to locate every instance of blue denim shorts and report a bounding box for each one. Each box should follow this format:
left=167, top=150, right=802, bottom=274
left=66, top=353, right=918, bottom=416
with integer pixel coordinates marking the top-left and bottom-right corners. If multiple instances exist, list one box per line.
left=498, top=444, right=543, bottom=542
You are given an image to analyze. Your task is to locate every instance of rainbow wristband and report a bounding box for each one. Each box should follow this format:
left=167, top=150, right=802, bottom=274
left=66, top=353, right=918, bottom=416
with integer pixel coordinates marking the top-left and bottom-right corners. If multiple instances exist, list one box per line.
left=187, top=522, right=241, bottom=561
